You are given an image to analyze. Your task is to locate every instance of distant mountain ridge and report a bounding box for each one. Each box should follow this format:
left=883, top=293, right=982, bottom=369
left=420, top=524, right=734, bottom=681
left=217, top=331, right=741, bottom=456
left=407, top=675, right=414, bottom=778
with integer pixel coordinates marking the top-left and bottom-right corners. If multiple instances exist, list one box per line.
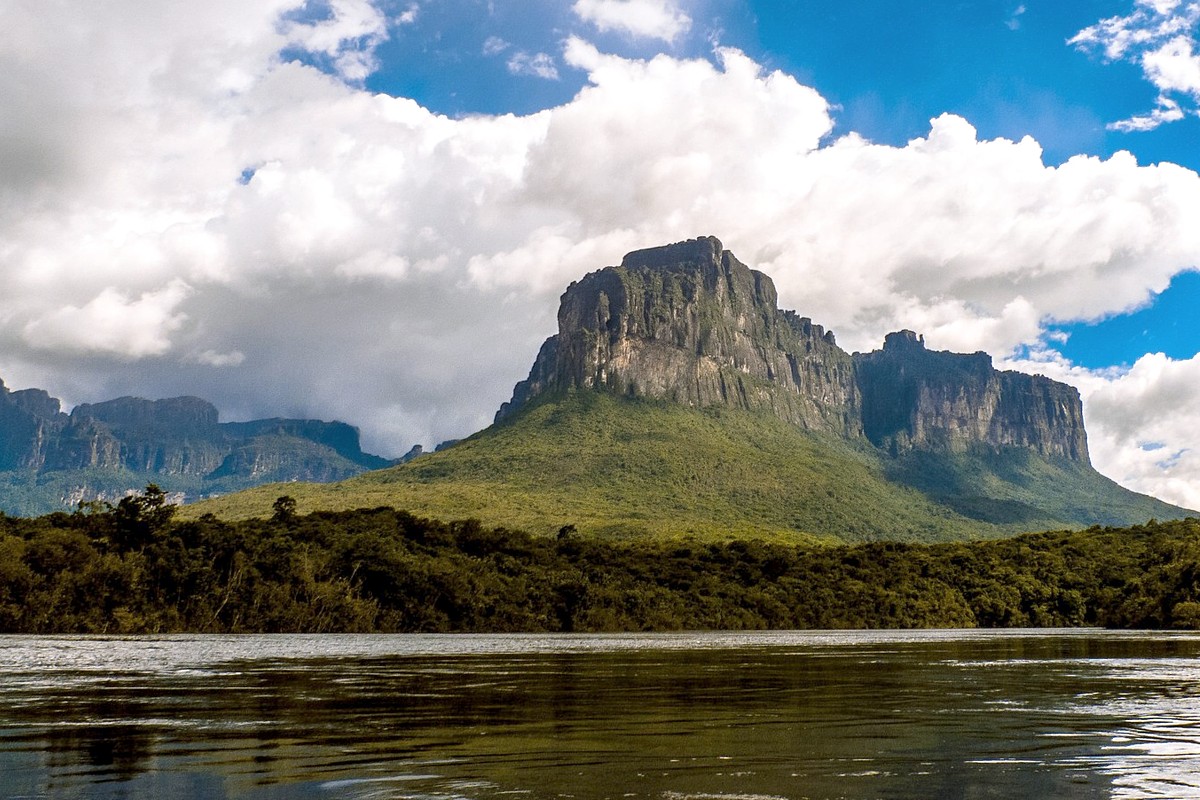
left=0, top=382, right=392, bottom=515
left=192, top=236, right=1191, bottom=540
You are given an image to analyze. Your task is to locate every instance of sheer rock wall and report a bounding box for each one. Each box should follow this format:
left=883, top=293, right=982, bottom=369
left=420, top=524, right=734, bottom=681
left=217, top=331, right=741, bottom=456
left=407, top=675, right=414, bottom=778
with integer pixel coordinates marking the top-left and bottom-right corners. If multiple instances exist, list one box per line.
left=498, top=237, right=1091, bottom=464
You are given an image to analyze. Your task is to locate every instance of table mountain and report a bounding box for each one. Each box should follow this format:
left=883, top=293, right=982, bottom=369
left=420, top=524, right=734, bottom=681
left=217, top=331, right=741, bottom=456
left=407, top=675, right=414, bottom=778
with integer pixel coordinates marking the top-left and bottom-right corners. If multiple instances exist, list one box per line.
left=192, top=236, right=1190, bottom=541
left=498, top=236, right=860, bottom=436
left=502, top=236, right=1091, bottom=465
left=856, top=330, right=1089, bottom=461
left=0, top=381, right=391, bottom=515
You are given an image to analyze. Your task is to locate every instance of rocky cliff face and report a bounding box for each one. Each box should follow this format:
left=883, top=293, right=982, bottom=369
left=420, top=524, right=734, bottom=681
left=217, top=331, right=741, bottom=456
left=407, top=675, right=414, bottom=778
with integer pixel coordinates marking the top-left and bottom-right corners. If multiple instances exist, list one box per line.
left=855, top=331, right=1089, bottom=461
left=497, top=237, right=861, bottom=436
left=499, top=237, right=1091, bottom=465
left=66, top=396, right=227, bottom=473
left=0, top=379, right=392, bottom=513
left=0, top=380, right=68, bottom=471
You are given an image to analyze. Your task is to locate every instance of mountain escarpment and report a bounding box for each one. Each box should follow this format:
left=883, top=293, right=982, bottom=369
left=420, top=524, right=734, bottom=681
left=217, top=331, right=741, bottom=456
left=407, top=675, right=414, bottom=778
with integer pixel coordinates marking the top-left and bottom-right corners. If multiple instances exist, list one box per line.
left=856, top=330, right=1089, bottom=461
left=0, top=382, right=391, bottom=515
left=500, top=236, right=1091, bottom=466
left=498, top=237, right=860, bottom=437
left=190, top=236, right=1189, bottom=540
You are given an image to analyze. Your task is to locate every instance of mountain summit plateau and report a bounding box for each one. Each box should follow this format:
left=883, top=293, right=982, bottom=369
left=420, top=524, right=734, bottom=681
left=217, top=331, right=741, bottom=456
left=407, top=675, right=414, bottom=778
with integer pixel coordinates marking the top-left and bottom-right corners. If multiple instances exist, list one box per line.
left=192, top=236, right=1194, bottom=541
left=501, top=236, right=1089, bottom=464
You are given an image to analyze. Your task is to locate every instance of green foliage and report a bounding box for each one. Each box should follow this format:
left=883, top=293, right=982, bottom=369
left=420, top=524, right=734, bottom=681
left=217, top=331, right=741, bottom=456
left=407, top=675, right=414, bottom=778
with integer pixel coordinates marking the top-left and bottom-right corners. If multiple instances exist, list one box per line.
left=110, top=483, right=176, bottom=552
left=186, top=392, right=1185, bottom=544
left=3, top=490, right=1200, bottom=633
left=884, top=448, right=1184, bottom=528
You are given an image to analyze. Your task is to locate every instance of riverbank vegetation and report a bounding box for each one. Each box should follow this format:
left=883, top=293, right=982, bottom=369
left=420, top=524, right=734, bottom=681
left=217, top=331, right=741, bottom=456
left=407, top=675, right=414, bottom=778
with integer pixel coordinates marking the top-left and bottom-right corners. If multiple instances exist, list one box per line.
left=2, top=487, right=1199, bottom=633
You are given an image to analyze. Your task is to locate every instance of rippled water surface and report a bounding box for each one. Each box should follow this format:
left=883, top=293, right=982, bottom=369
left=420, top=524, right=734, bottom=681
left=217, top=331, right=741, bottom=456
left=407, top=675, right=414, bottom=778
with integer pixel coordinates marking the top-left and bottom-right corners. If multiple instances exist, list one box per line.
left=3, top=630, right=1200, bottom=799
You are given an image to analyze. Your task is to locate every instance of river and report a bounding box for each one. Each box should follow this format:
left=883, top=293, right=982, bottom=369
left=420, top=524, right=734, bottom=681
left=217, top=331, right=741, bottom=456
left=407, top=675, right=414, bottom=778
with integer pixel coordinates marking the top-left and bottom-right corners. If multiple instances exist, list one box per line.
left=2, top=630, right=1199, bottom=799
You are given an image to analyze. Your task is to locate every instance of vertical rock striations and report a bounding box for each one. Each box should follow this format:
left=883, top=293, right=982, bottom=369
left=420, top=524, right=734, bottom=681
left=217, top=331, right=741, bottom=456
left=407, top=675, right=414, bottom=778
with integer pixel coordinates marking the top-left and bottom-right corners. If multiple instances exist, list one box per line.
left=855, top=331, right=1089, bottom=461
left=0, top=379, right=394, bottom=513
left=69, top=396, right=226, bottom=473
left=0, top=379, right=68, bottom=471
left=499, top=237, right=1092, bottom=466
left=497, top=237, right=862, bottom=437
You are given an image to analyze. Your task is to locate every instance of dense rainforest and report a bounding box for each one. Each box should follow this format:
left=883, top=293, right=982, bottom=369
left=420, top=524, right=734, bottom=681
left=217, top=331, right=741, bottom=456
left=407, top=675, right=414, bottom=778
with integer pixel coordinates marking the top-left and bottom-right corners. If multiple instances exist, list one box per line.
left=2, top=486, right=1200, bottom=634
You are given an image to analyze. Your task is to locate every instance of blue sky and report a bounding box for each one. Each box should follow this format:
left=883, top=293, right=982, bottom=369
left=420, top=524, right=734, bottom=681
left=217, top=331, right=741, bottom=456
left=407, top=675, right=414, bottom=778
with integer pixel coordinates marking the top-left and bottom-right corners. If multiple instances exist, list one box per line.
left=360, top=0, right=1200, bottom=369
left=369, top=1, right=1198, bottom=169
left=4, top=0, right=1200, bottom=506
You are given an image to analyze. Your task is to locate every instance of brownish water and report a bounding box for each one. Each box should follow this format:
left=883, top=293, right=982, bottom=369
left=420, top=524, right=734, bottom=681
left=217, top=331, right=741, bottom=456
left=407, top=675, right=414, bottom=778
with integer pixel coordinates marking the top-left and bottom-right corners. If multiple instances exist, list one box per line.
left=2, top=630, right=1199, bottom=798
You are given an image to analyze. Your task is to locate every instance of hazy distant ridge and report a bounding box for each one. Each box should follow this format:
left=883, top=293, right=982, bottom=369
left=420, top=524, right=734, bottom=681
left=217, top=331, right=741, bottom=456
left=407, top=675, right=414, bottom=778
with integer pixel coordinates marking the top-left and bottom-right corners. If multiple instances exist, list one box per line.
left=0, top=383, right=391, bottom=515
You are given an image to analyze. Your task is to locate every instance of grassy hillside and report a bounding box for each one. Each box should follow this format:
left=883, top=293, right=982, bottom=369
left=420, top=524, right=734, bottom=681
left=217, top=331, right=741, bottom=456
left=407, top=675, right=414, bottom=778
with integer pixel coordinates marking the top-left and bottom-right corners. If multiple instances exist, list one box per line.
left=186, top=392, right=1189, bottom=543
left=885, top=448, right=1187, bottom=529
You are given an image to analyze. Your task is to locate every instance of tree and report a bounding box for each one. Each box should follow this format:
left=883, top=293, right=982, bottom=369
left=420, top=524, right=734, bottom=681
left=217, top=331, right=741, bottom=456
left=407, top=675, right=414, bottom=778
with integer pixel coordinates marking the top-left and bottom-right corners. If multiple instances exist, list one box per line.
left=111, top=485, right=176, bottom=552
left=272, top=496, right=298, bottom=525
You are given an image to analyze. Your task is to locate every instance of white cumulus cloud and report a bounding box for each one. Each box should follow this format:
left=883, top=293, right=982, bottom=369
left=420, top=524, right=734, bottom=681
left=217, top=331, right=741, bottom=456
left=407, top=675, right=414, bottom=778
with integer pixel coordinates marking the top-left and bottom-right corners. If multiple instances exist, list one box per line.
left=572, top=0, right=692, bottom=43
left=1072, top=0, right=1200, bottom=130
left=3, top=1, right=1200, bottom=512
left=22, top=282, right=191, bottom=359
left=1109, top=96, right=1185, bottom=131
left=396, top=2, right=419, bottom=25
left=1003, top=350, right=1200, bottom=510
left=483, top=36, right=510, bottom=56
left=282, top=0, right=393, bottom=82
left=507, top=51, right=560, bottom=80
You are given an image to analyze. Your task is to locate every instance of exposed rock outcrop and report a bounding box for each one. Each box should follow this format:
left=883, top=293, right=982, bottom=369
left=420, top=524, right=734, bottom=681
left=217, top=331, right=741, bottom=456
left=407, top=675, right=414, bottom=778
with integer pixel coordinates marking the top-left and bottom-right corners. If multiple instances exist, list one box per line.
left=0, top=379, right=69, bottom=471
left=497, top=237, right=861, bottom=437
left=499, top=236, right=1091, bottom=465
left=856, top=331, right=1089, bottom=461
left=0, top=379, right=392, bottom=513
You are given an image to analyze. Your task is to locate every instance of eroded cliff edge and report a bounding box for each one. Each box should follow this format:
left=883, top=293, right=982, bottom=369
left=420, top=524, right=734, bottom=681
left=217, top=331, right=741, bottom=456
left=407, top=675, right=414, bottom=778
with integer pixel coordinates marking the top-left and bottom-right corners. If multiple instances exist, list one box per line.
left=0, top=382, right=393, bottom=513
left=856, top=330, right=1089, bottom=461
left=497, top=237, right=862, bottom=438
left=498, top=236, right=1090, bottom=464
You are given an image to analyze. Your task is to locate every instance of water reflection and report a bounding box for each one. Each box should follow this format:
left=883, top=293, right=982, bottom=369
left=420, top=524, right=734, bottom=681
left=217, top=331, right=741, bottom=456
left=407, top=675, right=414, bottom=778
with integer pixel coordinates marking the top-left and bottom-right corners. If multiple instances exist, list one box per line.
left=0, top=631, right=1199, bottom=798
left=44, top=723, right=154, bottom=784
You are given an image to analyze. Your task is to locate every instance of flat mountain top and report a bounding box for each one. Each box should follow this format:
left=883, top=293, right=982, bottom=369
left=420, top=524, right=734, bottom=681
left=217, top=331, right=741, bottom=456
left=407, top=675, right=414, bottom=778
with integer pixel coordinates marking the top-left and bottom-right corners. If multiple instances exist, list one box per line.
left=0, top=379, right=392, bottom=516
left=78, top=235, right=1200, bottom=539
